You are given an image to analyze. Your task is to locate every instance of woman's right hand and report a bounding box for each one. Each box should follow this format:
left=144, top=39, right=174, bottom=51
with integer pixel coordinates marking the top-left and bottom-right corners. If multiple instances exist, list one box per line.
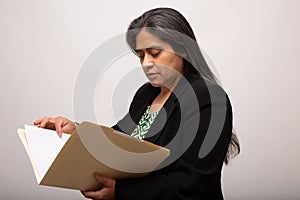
left=34, top=116, right=77, bottom=137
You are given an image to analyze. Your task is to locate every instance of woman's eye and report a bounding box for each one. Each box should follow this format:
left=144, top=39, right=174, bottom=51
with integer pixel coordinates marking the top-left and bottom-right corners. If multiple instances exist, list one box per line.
left=151, top=50, right=160, bottom=57
left=135, top=51, right=144, bottom=58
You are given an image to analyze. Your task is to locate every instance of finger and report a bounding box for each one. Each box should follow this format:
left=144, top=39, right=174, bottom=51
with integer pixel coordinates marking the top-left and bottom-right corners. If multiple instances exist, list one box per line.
left=39, top=117, right=52, bottom=128
left=34, top=117, right=48, bottom=126
left=33, top=118, right=42, bottom=125
left=94, top=173, right=110, bottom=186
left=55, top=118, right=64, bottom=138
left=81, top=189, right=105, bottom=199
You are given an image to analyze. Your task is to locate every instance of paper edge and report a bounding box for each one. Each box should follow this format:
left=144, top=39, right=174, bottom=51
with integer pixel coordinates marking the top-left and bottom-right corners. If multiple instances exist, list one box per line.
left=17, top=128, right=42, bottom=184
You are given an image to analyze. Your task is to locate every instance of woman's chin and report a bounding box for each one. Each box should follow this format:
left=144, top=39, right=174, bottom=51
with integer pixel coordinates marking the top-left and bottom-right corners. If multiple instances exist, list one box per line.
left=149, top=81, right=161, bottom=88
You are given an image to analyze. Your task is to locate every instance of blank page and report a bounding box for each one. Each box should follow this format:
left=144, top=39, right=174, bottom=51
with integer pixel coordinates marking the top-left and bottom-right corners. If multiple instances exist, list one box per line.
left=24, top=125, right=70, bottom=181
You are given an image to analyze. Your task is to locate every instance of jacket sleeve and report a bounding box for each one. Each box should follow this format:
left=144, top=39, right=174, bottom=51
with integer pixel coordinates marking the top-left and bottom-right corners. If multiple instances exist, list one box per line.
left=113, top=82, right=232, bottom=200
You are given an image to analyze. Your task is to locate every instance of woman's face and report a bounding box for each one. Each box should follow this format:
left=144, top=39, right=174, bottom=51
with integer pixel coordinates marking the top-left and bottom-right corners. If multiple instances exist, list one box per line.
left=135, top=28, right=184, bottom=89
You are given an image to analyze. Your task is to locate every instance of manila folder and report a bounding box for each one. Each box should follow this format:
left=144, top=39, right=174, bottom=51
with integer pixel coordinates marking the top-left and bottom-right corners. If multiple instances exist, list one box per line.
left=18, top=121, right=170, bottom=191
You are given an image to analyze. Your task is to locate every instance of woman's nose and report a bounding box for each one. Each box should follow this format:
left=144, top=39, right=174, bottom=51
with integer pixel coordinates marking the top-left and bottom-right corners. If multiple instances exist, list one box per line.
left=141, top=54, right=154, bottom=68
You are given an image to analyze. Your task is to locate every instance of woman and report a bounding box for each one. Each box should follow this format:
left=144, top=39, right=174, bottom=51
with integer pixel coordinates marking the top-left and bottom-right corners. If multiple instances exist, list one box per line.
left=35, top=7, right=240, bottom=200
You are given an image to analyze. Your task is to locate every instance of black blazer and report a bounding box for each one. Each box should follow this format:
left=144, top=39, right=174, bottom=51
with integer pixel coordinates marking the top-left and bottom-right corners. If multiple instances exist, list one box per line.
left=112, top=74, right=232, bottom=200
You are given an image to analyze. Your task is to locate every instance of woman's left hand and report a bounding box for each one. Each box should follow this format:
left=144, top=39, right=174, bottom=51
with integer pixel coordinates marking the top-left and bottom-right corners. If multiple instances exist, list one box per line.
left=81, top=173, right=115, bottom=200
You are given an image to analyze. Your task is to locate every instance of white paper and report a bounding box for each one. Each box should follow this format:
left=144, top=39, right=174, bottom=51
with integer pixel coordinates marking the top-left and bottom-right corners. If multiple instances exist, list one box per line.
left=24, top=125, right=71, bottom=181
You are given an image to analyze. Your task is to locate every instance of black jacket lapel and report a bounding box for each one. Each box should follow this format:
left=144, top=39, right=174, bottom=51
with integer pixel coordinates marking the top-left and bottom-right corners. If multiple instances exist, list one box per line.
left=145, top=75, right=194, bottom=143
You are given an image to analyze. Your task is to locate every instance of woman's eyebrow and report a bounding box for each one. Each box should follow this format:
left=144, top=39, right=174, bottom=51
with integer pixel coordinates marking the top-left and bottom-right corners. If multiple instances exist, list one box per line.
left=135, top=45, right=164, bottom=52
left=146, top=45, right=163, bottom=50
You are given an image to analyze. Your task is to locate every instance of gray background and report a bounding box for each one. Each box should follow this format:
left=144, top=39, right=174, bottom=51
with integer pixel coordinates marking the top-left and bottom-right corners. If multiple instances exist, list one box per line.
left=1, top=0, right=299, bottom=199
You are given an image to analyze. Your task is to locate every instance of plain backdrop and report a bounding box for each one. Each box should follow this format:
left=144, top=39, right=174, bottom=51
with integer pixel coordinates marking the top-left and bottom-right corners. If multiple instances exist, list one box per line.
left=1, top=0, right=299, bottom=199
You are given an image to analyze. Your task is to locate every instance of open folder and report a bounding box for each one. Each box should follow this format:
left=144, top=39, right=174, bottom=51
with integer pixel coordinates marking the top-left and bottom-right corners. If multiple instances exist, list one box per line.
left=17, top=122, right=170, bottom=191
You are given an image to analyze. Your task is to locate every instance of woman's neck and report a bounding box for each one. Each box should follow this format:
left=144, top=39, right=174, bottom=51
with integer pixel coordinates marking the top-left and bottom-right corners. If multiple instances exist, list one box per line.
left=149, top=87, right=172, bottom=113
left=150, top=75, right=182, bottom=113
left=160, top=86, right=172, bottom=97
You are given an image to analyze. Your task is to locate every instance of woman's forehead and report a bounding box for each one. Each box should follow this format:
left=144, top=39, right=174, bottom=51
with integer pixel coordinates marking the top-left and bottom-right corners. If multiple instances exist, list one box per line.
left=135, top=28, right=170, bottom=50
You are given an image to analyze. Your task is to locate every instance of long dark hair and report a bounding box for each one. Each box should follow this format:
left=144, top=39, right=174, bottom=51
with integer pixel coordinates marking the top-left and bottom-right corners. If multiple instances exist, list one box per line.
left=126, top=7, right=240, bottom=164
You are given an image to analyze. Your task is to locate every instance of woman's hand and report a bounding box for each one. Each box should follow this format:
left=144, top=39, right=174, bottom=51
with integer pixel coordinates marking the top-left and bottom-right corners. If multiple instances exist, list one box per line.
left=34, top=116, right=76, bottom=137
left=81, top=173, right=115, bottom=200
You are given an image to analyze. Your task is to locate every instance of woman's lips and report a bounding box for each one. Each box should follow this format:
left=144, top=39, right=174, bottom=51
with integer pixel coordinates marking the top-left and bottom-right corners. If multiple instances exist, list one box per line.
left=146, top=73, right=158, bottom=79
